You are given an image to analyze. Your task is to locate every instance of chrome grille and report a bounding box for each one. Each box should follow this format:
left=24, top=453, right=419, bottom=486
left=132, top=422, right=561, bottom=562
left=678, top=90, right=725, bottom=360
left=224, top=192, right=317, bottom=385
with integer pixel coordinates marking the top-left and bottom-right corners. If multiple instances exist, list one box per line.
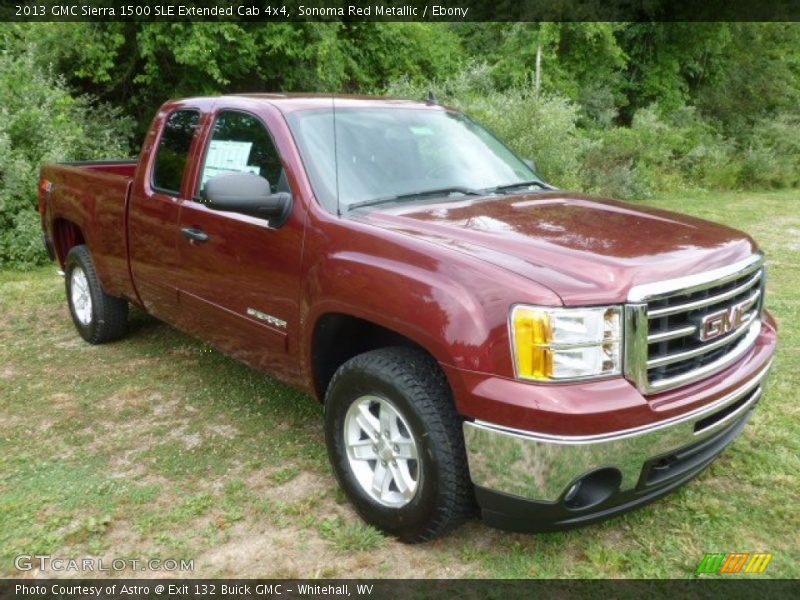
left=625, top=254, right=765, bottom=394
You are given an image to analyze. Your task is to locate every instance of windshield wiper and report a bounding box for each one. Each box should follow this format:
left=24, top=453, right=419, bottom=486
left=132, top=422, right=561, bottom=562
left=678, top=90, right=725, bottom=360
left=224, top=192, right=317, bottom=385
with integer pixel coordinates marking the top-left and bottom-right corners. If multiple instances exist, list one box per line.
left=484, top=180, right=552, bottom=194
left=347, top=187, right=485, bottom=211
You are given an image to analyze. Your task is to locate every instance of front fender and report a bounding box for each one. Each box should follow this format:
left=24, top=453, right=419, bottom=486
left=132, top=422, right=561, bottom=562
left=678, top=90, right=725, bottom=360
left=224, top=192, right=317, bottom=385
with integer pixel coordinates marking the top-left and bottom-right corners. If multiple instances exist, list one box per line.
left=305, top=250, right=492, bottom=368
left=300, top=214, right=563, bottom=383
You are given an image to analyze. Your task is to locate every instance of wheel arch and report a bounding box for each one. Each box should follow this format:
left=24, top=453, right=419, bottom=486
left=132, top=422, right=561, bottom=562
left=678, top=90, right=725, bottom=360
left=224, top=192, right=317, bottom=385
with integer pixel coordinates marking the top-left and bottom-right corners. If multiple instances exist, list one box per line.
left=310, top=311, right=447, bottom=402
left=51, top=218, right=87, bottom=267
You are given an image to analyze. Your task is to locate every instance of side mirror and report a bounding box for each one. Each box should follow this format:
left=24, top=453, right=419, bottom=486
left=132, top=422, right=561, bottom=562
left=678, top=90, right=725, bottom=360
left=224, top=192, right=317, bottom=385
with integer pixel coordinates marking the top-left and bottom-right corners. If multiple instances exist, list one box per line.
left=203, top=172, right=292, bottom=226
left=523, top=158, right=537, bottom=173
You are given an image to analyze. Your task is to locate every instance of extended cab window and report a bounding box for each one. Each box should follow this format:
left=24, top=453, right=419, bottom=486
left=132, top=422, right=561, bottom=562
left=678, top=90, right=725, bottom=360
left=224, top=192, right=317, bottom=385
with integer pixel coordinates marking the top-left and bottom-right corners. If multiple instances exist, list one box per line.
left=199, top=111, right=284, bottom=195
left=152, top=109, right=200, bottom=195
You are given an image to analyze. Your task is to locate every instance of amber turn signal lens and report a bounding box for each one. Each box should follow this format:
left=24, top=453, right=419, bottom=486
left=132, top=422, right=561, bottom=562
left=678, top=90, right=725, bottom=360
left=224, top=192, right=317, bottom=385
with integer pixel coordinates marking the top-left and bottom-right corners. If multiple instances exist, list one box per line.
left=511, top=307, right=554, bottom=380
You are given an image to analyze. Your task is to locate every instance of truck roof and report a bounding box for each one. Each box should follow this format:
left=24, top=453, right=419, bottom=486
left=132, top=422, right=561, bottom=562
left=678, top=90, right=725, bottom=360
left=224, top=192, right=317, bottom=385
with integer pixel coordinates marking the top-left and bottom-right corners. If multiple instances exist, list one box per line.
left=224, top=93, right=451, bottom=113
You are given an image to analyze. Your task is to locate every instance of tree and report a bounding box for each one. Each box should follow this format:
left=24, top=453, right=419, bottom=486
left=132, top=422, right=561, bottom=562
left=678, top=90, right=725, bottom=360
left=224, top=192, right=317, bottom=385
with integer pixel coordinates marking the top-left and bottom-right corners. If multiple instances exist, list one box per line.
left=26, top=22, right=465, bottom=137
left=0, top=24, right=133, bottom=267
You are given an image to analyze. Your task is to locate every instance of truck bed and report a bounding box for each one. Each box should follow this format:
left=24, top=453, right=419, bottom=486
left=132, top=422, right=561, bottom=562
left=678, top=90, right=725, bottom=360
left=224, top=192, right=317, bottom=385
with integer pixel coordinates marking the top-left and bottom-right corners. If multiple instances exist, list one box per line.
left=40, top=159, right=138, bottom=301
left=61, top=159, right=138, bottom=179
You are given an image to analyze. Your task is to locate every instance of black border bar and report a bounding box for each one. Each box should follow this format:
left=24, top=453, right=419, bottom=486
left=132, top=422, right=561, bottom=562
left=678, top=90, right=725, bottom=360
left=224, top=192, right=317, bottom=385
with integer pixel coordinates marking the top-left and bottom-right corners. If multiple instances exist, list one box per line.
left=2, top=579, right=799, bottom=600
left=4, top=0, right=800, bottom=22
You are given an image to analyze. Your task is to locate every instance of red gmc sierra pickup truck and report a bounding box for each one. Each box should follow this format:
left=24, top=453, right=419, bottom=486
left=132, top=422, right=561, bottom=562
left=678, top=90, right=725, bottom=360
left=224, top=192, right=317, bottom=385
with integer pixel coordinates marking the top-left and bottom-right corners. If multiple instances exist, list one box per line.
left=39, top=94, right=777, bottom=542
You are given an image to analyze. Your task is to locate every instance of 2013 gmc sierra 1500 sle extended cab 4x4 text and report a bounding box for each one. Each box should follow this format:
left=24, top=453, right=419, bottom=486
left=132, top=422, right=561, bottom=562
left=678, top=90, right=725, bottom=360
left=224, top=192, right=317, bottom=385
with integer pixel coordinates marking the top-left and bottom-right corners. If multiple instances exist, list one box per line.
left=39, top=94, right=777, bottom=542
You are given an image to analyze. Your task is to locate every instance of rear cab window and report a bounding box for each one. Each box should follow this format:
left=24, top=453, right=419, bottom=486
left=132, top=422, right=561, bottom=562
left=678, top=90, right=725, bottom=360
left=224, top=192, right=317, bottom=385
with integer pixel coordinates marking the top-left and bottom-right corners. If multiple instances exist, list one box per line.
left=152, top=109, right=201, bottom=195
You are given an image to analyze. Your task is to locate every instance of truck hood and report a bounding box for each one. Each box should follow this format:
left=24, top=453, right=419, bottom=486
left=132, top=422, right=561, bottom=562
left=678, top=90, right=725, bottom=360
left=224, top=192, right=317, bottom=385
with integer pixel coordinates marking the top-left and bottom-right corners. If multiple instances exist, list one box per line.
left=357, top=192, right=758, bottom=305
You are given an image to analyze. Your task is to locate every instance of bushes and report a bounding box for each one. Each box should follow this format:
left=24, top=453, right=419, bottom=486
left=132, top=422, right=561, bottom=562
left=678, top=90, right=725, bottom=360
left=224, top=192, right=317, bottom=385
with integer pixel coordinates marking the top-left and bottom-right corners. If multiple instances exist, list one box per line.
left=0, top=46, right=133, bottom=268
left=465, top=92, right=589, bottom=191
left=581, top=106, right=722, bottom=199
left=387, top=67, right=589, bottom=190
left=388, top=64, right=800, bottom=200
left=739, top=114, right=800, bottom=189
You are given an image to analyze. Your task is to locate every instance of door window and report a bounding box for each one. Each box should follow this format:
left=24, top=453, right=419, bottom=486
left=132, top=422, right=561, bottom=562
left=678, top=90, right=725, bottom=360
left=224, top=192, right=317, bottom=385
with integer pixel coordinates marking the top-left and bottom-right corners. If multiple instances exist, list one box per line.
left=152, top=109, right=200, bottom=195
left=199, top=111, right=285, bottom=195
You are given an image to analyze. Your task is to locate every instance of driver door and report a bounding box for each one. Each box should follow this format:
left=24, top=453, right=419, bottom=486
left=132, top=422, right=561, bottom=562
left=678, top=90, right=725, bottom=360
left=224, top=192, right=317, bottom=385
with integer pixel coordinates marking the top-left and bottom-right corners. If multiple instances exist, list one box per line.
left=173, top=109, right=305, bottom=378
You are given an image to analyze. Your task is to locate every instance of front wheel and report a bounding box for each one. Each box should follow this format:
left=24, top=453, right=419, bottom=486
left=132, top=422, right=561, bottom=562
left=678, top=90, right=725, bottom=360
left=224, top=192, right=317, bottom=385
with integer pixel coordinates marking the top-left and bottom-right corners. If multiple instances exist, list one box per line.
left=65, top=245, right=128, bottom=344
left=324, top=347, right=474, bottom=543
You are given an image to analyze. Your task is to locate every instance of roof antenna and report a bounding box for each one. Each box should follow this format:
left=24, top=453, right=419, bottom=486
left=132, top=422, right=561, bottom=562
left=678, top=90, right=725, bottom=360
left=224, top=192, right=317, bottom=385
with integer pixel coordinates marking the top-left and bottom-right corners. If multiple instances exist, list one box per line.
left=425, top=90, right=438, bottom=105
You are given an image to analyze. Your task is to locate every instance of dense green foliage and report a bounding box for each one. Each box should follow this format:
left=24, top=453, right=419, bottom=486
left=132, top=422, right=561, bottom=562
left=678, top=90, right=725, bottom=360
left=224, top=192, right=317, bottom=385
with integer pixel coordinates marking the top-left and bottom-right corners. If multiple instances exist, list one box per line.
left=0, top=32, right=132, bottom=268
left=0, top=22, right=798, bottom=267
left=392, top=69, right=800, bottom=200
left=410, top=23, right=800, bottom=198
left=26, top=22, right=464, bottom=135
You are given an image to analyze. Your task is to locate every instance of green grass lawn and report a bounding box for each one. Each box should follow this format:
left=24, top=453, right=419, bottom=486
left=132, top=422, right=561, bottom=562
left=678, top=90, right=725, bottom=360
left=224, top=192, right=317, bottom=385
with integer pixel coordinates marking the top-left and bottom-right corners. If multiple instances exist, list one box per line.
left=1, top=189, right=798, bottom=578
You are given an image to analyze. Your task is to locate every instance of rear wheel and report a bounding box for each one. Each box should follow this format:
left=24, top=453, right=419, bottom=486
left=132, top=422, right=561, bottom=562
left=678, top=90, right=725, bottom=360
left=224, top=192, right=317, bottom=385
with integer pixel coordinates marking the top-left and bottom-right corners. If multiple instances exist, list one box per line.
left=324, top=347, right=474, bottom=542
left=65, top=245, right=128, bottom=344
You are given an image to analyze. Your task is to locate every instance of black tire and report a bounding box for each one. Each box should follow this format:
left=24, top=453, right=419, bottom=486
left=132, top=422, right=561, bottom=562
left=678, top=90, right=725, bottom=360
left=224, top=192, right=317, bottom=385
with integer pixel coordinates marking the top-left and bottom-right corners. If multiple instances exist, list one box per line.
left=64, top=244, right=128, bottom=344
left=324, top=346, right=474, bottom=543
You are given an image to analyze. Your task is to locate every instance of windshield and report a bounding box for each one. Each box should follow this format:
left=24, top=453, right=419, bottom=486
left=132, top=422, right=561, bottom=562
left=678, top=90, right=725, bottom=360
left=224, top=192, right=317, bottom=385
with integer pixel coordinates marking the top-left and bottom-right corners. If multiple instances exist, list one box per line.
left=286, top=107, right=540, bottom=212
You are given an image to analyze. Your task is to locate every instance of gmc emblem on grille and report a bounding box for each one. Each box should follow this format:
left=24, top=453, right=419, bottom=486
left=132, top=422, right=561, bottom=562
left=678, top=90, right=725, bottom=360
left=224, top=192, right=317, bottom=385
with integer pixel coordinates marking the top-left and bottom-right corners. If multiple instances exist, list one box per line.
left=697, top=299, right=750, bottom=342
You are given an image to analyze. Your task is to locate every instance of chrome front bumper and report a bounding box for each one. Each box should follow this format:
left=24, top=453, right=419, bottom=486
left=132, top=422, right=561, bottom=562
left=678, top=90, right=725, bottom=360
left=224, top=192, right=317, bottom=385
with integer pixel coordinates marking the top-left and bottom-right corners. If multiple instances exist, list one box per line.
left=463, top=360, right=772, bottom=504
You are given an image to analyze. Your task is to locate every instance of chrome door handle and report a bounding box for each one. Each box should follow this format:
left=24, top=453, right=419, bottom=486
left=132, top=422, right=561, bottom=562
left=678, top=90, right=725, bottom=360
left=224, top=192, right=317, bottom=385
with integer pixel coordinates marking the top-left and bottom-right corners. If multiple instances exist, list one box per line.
left=181, top=227, right=209, bottom=243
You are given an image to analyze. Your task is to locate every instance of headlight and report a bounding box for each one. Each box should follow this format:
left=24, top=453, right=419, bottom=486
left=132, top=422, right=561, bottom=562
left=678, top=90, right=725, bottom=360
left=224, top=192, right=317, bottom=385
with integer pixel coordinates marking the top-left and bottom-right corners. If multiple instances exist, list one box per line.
left=510, top=305, right=622, bottom=382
